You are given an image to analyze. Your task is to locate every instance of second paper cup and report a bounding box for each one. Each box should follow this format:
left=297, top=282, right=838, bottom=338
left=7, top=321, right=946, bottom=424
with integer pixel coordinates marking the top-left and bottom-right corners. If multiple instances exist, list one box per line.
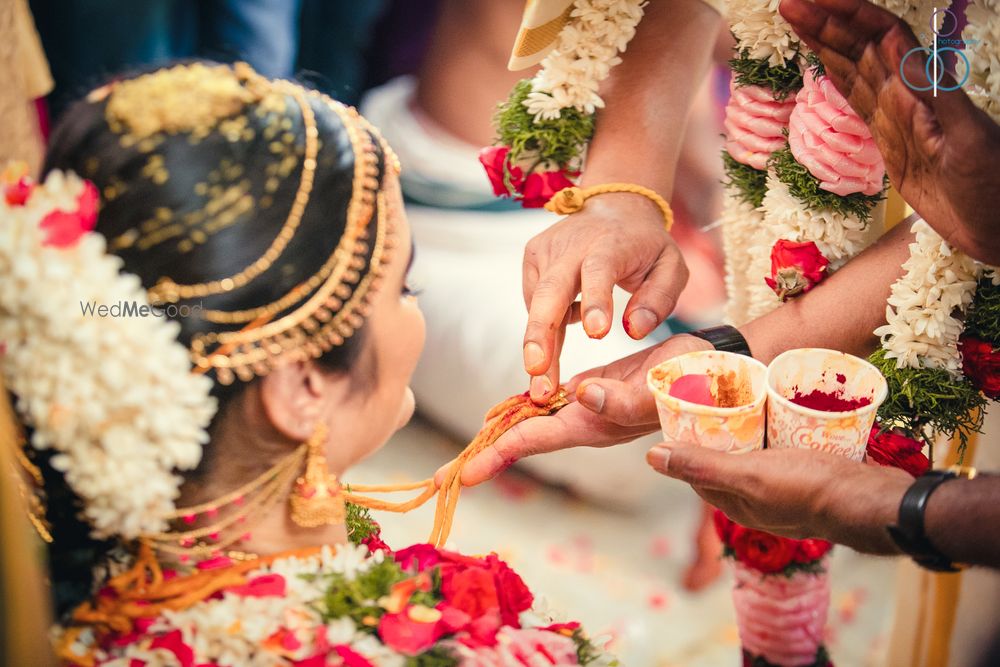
left=765, top=348, right=888, bottom=461
left=646, top=350, right=768, bottom=453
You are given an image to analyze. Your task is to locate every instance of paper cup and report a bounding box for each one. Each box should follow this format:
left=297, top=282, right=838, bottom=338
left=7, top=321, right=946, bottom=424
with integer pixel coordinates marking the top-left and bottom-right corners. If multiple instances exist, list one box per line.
left=765, top=348, right=888, bottom=461
left=647, top=351, right=768, bottom=453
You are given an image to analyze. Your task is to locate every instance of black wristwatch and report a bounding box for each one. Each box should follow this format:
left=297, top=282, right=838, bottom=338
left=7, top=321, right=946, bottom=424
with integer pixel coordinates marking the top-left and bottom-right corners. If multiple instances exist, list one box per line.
left=687, top=325, right=752, bottom=357
left=886, top=470, right=965, bottom=572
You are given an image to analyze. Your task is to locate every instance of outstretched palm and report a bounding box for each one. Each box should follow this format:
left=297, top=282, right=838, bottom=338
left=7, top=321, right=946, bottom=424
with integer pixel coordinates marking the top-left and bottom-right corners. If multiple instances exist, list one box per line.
left=780, top=0, right=1000, bottom=263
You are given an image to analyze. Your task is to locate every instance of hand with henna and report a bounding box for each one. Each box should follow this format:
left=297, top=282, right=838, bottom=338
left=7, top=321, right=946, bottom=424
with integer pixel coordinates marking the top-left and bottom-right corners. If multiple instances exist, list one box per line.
left=780, top=0, right=1000, bottom=263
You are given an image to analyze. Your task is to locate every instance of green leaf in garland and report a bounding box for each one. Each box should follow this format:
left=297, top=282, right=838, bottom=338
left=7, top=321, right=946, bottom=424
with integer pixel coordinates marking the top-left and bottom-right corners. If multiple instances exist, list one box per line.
left=805, top=52, right=826, bottom=78
left=722, top=150, right=768, bottom=208
left=494, top=79, right=595, bottom=170
left=314, top=557, right=412, bottom=627
left=963, top=276, right=1000, bottom=345
left=868, top=347, right=987, bottom=456
left=345, top=498, right=379, bottom=545
left=405, top=647, right=459, bottom=667
left=728, top=49, right=803, bottom=100
left=769, top=147, right=884, bottom=223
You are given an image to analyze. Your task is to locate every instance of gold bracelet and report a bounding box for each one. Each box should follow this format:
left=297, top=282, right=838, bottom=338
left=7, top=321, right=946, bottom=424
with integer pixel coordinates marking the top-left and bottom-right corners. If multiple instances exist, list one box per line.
left=543, top=183, right=674, bottom=231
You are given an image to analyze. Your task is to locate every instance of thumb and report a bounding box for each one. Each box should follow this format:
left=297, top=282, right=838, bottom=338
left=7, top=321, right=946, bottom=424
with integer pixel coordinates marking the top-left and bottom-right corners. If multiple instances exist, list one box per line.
left=576, top=378, right=657, bottom=427
left=646, top=442, right=745, bottom=492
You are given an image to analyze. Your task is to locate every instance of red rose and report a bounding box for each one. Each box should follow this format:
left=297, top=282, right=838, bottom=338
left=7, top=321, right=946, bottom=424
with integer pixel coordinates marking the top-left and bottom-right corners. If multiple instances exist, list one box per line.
left=484, top=554, right=533, bottom=626
left=331, top=645, right=375, bottom=667
left=479, top=145, right=523, bottom=197
left=362, top=530, right=390, bottom=554
left=959, top=335, right=1000, bottom=399
left=866, top=424, right=931, bottom=477
left=394, top=544, right=442, bottom=572
left=793, top=538, right=833, bottom=563
left=764, top=239, right=830, bottom=301
left=519, top=170, right=575, bottom=208
left=441, top=566, right=500, bottom=619
left=39, top=180, right=99, bottom=248
left=713, top=508, right=736, bottom=545
left=4, top=176, right=34, bottom=206
left=731, top=528, right=797, bottom=574
left=377, top=609, right=445, bottom=656
left=148, top=630, right=195, bottom=667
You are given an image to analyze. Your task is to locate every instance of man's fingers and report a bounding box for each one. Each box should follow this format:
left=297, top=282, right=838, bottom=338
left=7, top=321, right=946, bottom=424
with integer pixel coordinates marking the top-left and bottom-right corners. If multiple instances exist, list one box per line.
left=576, top=378, right=658, bottom=427
left=530, top=319, right=565, bottom=403
left=646, top=443, right=751, bottom=493
left=579, top=253, right=616, bottom=339
left=622, top=250, right=687, bottom=340
left=523, top=262, right=579, bottom=376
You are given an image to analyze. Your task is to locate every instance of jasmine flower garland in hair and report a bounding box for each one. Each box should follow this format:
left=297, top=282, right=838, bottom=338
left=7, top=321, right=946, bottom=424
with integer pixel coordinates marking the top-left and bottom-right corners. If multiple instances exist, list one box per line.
left=0, top=170, right=215, bottom=539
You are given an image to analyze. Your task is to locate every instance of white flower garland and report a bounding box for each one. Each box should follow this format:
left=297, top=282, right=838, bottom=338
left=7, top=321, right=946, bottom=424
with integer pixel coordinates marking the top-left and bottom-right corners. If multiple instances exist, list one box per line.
left=720, top=185, right=763, bottom=326
left=727, top=0, right=800, bottom=67
left=873, top=220, right=981, bottom=373
left=524, top=0, right=646, bottom=121
left=0, top=171, right=216, bottom=539
left=965, top=0, right=1000, bottom=123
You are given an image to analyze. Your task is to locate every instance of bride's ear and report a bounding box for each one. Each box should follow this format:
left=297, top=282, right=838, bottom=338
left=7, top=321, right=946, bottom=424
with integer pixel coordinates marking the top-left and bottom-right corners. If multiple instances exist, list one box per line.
left=258, top=361, right=347, bottom=442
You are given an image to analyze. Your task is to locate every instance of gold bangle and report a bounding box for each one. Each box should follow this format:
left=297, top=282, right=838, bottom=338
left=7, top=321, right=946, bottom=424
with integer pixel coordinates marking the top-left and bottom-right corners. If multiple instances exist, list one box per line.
left=543, top=183, right=674, bottom=231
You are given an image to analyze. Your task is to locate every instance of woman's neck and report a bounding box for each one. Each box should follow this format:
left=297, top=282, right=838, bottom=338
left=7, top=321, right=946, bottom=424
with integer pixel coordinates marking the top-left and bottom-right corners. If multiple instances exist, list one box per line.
left=174, top=391, right=351, bottom=561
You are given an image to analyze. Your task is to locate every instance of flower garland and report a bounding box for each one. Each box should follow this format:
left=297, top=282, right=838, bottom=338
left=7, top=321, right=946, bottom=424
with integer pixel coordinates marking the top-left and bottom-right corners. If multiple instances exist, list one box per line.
left=0, top=167, right=216, bottom=539
left=713, top=510, right=834, bottom=667
left=482, top=0, right=646, bottom=208
left=965, top=1, right=1000, bottom=122
left=57, top=542, right=619, bottom=666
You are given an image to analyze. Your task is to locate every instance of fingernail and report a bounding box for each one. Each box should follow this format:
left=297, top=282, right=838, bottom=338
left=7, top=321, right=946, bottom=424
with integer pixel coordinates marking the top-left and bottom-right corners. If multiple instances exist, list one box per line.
left=583, top=308, right=609, bottom=338
left=579, top=383, right=606, bottom=413
left=626, top=308, right=659, bottom=339
left=523, top=342, right=545, bottom=371
left=530, top=375, right=553, bottom=400
left=646, top=446, right=670, bottom=473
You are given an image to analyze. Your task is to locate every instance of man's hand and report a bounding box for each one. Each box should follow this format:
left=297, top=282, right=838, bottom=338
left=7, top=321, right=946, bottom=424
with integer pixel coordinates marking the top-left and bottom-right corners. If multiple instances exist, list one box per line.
left=522, top=193, right=689, bottom=403
left=779, top=0, right=1000, bottom=264
left=648, top=443, right=912, bottom=554
left=457, top=334, right=712, bottom=486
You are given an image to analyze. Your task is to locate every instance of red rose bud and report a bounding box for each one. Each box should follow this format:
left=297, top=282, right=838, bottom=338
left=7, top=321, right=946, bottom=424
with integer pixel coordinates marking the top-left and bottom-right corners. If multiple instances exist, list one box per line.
left=959, top=335, right=1000, bottom=399
left=519, top=170, right=576, bottom=208
left=731, top=527, right=797, bottom=574
left=39, top=180, right=99, bottom=248
left=479, top=145, right=523, bottom=197
left=713, top=508, right=736, bottom=545
left=793, top=538, right=833, bottom=563
left=4, top=176, right=34, bottom=206
left=764, top=239, right=830, bottom=301
left=866, top=424, right=930, bottom=477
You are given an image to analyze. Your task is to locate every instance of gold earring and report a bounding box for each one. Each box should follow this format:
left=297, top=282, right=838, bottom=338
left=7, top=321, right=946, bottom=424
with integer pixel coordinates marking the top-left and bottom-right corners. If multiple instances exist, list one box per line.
left=289, top=423, right=345, bottom=527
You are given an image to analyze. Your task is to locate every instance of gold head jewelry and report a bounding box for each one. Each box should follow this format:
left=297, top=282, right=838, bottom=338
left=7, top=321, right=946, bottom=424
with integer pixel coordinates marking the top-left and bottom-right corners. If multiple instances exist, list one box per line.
left=290, top=422, right=346, bottom=528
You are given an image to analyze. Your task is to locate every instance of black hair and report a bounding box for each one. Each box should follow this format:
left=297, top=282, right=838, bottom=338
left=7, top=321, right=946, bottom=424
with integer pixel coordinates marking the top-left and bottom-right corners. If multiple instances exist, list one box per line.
left=37, top=62, right=389, bottom=615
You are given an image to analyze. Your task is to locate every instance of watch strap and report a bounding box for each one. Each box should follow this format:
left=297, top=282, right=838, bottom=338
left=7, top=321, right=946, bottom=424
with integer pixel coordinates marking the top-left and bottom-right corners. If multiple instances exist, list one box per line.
left=886, top=471, right=960, bottom=572
left=687, top=325, right=752, bottom=357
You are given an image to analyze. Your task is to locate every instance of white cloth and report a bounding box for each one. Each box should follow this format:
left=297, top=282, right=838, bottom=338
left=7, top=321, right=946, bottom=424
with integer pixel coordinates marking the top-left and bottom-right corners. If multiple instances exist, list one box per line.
left=362, top=78, right=664, bottom=507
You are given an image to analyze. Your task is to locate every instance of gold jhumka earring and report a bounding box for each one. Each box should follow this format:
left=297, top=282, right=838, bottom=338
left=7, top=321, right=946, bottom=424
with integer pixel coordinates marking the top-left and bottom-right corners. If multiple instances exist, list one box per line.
left=289, top=423, right=345, bottom=527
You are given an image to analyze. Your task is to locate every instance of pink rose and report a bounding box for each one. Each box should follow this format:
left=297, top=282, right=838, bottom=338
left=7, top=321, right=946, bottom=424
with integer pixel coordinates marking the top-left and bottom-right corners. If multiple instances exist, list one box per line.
left=39, top=180, right=99, bottom=248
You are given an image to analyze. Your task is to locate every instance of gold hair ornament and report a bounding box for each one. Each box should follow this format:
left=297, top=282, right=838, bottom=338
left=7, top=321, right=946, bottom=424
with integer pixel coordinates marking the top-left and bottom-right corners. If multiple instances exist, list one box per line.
left=146, top=75, right=318, bottom=305
left=544, top=183, right=674, bottom=231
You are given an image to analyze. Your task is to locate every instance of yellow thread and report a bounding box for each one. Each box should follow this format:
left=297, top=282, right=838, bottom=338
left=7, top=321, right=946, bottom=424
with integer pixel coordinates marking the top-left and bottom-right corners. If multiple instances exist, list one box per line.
left=544, top=183, right=675, bottom=232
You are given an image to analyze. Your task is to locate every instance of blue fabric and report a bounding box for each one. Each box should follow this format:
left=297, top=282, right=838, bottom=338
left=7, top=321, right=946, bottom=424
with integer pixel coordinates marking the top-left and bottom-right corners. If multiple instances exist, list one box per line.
left=197, top=0, right=302, bottom=78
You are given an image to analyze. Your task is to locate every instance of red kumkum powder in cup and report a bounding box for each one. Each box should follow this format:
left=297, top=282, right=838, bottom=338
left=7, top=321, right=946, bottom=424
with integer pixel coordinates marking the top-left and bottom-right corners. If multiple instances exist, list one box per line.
left=789, top=389, right=871, bottom=412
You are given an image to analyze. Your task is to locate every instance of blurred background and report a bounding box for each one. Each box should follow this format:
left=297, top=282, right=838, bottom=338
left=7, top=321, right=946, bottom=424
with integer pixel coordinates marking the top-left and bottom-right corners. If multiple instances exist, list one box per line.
left=3, top=1, right=900, bottom=664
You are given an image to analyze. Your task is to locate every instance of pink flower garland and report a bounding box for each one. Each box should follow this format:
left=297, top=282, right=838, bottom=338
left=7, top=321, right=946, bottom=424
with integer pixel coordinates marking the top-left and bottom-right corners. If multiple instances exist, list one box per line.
left=787, top=72, right=884, bottom=197
left=724, top=82, right=796, bottom=171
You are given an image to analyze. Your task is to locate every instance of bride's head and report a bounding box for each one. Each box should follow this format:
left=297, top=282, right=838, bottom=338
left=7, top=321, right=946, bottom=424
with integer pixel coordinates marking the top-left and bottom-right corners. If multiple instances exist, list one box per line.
left=45, top=62, right=425, bottom=482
